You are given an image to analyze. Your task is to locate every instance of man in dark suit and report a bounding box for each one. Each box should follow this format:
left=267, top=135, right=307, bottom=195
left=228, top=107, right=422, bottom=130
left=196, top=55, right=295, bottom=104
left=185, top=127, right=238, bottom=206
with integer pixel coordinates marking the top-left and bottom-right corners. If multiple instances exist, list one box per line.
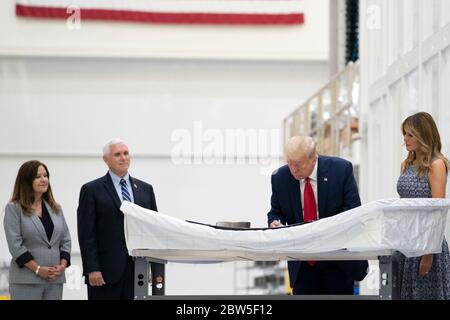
left=268, top=136, right=368, bottom=295
left=77, top=138, right=158, bottom=300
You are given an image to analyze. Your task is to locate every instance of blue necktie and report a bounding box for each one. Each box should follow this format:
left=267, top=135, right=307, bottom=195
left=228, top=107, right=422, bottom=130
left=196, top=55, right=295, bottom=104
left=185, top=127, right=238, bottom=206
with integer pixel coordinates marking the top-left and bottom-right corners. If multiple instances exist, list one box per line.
left=120, top=178, right=132, bottom=202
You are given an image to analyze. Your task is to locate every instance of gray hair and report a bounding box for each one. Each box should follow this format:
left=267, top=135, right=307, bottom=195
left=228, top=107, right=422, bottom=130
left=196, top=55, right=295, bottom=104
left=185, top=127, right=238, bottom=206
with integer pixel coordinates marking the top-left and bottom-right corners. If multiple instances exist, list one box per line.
left=103, top=138, right=126, bottom=156
left=284, top=136, right=317, bottom=160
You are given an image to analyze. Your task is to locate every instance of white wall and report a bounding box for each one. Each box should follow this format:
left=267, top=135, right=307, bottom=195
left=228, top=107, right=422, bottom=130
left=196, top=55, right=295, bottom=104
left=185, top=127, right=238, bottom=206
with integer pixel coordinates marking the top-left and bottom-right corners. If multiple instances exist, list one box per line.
left=0, top=0, right=331, bottom=298
left=359, top=0, right=450, bottom=295
left=0, top=0, right=329, bottom=61
left=360, top=0, right=450, bottom=201
left=0, top=57, right=329, bottom=297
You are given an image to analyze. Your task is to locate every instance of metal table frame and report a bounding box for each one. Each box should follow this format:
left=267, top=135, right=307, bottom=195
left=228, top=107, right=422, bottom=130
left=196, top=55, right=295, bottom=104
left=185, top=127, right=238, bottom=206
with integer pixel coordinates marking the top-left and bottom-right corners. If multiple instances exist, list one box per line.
left=133, top=255, right=399, bottom=300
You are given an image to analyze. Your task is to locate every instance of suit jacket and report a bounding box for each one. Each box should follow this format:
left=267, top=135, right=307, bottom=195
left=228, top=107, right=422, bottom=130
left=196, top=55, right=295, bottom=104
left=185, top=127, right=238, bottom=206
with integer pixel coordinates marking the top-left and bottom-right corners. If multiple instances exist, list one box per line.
left=3, top=201, right=71, bottom=284
left=267, top=155, right=368, bottom=288
left=77, top=172, right=157, bottom=284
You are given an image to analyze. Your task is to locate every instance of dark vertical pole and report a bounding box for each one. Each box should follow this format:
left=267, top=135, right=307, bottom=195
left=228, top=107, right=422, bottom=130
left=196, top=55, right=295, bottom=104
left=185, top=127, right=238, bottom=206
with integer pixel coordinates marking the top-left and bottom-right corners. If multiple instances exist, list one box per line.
left=345, top=0, right=359, bottom=63
left=151, top=262, right=165, bottom=295
left=134, top=257, right=149, bottom=300
left=378, top=255, right=399, bottom=300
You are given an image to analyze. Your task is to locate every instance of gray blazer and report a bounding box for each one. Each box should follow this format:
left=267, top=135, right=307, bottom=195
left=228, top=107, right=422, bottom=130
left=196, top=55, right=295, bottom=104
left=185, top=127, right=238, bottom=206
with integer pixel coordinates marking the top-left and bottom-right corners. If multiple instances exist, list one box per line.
left=3, top=201, right=71, bottom=284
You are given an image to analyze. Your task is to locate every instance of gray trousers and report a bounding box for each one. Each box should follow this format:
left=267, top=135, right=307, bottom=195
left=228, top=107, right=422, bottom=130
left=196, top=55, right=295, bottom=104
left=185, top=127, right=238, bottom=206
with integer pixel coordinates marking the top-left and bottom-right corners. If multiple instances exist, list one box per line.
left=9, top=283, right=63, bottom=300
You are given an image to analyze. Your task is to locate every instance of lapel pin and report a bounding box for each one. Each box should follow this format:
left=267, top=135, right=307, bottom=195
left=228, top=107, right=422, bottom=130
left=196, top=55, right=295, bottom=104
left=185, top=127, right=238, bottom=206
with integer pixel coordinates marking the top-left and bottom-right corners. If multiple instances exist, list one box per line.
left=324, top=178, right=328, bottom=182
left=134, top=184, right=138, bottom=188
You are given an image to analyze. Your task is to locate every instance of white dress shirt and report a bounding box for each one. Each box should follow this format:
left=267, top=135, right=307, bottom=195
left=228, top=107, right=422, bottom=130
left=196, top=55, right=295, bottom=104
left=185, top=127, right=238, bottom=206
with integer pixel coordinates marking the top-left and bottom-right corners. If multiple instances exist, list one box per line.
left=109, top=170, right=135, bottom=203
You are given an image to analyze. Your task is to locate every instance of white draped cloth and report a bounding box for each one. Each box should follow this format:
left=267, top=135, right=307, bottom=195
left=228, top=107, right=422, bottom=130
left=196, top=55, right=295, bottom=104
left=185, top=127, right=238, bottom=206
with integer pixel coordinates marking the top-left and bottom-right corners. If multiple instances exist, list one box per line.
left=121, top=198, right=450, bottom=263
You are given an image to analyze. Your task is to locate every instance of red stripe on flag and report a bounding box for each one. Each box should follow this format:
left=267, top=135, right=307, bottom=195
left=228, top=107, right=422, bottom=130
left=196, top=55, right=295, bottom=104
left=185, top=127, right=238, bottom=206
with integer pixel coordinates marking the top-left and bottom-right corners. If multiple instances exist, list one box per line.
left=16, top=4, right=304, bottom=25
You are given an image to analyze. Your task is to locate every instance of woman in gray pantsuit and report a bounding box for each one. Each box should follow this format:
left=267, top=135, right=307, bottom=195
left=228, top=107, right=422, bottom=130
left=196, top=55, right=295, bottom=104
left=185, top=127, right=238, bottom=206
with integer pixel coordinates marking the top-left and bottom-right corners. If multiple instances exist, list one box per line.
left=3, top=160, right=71, bottom=300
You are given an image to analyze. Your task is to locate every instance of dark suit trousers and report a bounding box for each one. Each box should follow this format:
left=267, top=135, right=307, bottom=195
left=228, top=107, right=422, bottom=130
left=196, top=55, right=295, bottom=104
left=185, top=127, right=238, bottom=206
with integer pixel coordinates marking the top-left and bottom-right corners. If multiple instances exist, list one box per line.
left=292, top=261, right=354, bottom=295
left=87, top=256, right=135, bottom=300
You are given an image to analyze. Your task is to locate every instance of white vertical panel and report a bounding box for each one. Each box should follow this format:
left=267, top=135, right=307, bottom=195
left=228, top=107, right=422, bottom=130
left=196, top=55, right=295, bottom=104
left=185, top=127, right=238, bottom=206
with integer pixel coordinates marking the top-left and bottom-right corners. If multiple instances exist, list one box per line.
left=387, top=0, right=396, bottom=66
left=358, top=0, right=370, bottom=204
left=421, top=0, right=434, bottom=41
left=368, top=93, right=400, bottom=200
left=412, top=0, right=420, bottom=48
left=405, top=68, right=420, bottom=113
left=442, top=0, right=450, bottom=27
left=396, top=78, right=410, bottom=181
left=441, top=47, right=450, bottom=239
left=381, top=0, right=389, bottom=78
left=388, top=81, right=405, bottom=198
left=367, top=99, right=382, bottom=200
left=440, top=48, right=450, bottom=167
left=432, top=0, right=441, bottom=33
left=366, top=0, right=373, bottom=84
left=438, top=47, right=450, bottom=201
left=422, top=56, right=440, bottom=115
left=403, top=0, right=415, bottom=53
left=366, top=0, right=382, bottom=84
left=370, top=30, right=383, bottom=83
left=396, top=0, right=404, bottom=59
left=375, top=0, right=384, bottom=84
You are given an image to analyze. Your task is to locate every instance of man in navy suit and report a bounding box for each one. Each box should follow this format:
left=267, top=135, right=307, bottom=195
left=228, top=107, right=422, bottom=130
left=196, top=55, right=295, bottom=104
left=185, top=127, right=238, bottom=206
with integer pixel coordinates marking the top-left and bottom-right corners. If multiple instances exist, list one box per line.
left=268, top=136, right=368, bottom=295
left=77, top=138, right=159, bottom=300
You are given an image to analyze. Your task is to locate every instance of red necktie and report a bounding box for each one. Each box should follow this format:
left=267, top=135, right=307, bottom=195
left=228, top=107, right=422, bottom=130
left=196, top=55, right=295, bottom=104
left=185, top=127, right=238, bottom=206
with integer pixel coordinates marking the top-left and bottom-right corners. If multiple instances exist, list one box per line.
left=303, top=177, right=317, bottom=266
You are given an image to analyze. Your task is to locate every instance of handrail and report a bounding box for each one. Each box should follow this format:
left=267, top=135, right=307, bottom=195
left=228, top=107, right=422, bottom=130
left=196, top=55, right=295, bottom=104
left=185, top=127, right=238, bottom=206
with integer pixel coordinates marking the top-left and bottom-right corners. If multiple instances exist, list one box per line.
left=283, top=61, right=360, bottom=159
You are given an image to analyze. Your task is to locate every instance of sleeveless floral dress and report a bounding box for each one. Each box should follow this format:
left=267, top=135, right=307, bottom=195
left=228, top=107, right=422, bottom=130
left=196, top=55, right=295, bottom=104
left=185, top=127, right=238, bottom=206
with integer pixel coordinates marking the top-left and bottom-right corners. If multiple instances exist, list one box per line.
left=395, top=164, right=450, bottom=299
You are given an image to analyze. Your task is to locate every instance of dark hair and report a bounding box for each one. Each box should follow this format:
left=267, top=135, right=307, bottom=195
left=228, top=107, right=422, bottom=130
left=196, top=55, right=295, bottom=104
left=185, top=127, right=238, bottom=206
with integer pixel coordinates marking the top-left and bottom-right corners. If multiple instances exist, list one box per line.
left=10, top=160, right=60, bottom=216
left=401, top=112, right=449, bottom=176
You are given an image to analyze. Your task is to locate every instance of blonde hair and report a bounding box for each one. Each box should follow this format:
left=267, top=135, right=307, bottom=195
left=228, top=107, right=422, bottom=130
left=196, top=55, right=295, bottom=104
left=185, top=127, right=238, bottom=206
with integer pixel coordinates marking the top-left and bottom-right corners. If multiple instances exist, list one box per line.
left=401, top=112, right=449, bottom=176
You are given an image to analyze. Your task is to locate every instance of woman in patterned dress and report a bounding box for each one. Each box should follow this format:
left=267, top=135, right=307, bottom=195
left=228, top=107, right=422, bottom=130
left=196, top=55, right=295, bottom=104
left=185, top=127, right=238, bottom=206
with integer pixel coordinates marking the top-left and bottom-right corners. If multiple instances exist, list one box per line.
left=396, top=112, right=450, bottom=299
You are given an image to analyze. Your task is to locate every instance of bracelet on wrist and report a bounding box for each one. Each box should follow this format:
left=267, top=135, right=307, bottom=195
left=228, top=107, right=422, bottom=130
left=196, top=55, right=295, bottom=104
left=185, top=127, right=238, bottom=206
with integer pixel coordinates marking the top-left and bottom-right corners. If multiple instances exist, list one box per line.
left=35, top=265, right=41, bottom=275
